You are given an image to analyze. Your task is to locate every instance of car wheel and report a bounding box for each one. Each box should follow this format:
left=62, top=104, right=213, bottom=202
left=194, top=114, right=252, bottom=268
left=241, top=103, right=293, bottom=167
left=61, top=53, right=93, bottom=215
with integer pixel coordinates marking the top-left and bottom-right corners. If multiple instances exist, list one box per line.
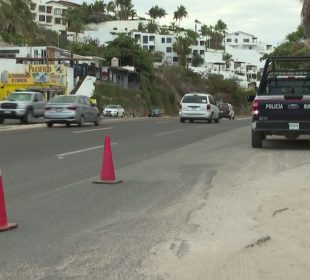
left=66, top=123, right=70, bottom=127
left=116, top=112, right=118, bottom=117
left=208, top=113, right=213, bottom=123
left=190, top=119, right=194, bottom=123
left=180, top=118, right=185, bottom=123
left=214, top=117, right=219, bottom=123
left=94, top=115, right=100, bottom=126
left=78, top=115, right=85, bottom=127
left=252, top=129, right=265, bottom=148
left=0, top=117, right=4, bottom=124
left=47, top=122, right=53, bottom=128
left=22, top=109, right=34, bottom=124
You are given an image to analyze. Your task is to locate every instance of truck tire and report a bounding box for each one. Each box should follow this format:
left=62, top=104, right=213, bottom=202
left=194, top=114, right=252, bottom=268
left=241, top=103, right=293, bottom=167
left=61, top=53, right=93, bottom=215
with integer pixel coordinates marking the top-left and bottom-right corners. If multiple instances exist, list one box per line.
left=252, top=130, right=265, bottom=148
left=22, top=109, right=33, bottom=124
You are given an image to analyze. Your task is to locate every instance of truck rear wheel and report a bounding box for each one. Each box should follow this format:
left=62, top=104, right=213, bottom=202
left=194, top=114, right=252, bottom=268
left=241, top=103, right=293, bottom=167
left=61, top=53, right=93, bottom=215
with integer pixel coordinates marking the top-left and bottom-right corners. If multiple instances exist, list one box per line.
left=252, top=130, right=265, bottom=148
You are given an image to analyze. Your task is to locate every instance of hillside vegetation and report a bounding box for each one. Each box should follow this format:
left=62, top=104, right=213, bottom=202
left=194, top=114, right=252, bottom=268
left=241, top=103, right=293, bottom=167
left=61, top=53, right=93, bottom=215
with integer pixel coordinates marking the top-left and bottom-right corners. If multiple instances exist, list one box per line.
left=94, top=66, right=253, bottom=117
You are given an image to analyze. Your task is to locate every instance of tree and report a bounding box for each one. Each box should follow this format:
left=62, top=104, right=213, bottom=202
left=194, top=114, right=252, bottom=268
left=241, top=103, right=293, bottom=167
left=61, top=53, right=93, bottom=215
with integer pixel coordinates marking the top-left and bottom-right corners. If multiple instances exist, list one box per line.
left=173, top=5, right=188, bottom=27
left=194, top=19, right=201, bottom=34
left=173, top=32, right=195, bottom=67
left=0, top=0, right=36, bottom=42
left=301, top=0, right=310, bottom=37
left=223, top=53, right=233, bottom=69
left=107, top=1, right=116, bottom=18
left=147, top=5, right=167, bottom=24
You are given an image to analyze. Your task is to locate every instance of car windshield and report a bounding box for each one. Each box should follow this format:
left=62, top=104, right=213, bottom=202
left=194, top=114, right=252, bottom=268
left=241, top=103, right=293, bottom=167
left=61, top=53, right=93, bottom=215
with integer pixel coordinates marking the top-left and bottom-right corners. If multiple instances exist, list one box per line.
left=182, top=95, right=207, bottom=103
left=7, top=92, right=32, bottom=101
left=107, top=105, right=118, bottom=109
left=51, top=95, right=76, bottom=103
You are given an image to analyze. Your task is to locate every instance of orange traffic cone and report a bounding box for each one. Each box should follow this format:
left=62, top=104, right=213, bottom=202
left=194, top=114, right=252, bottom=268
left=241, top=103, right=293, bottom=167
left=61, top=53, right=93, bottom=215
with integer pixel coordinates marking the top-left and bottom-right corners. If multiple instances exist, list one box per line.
left=0, top=169, right=18, bottom=232
left=93, top=135, right=122, bottom=184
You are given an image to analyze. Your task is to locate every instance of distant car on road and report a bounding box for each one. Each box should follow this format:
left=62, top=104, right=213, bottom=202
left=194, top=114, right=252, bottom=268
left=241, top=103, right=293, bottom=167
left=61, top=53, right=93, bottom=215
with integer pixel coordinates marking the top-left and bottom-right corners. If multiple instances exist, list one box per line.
left=148, top=108, right=164, bottom=117
left=179, top=92, right=220, bottom=123
left=103, top=105, right=125, bottom=117
left=44, top=95, right=101, bottom=127
left=218, top=103, right=235, bottom=120
left=0, top=91, right=46, bottom=124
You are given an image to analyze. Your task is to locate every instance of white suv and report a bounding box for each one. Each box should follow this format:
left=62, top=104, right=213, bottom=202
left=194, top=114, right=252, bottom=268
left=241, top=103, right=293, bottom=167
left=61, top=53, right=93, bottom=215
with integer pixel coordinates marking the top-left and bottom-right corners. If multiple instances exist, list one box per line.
left=179, top=92, right=220, bottom=123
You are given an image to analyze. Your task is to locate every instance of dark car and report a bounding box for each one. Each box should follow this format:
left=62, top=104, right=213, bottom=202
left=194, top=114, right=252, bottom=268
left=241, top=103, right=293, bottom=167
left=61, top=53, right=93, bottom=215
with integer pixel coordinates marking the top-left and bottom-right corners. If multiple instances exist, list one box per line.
left=148, top=108, right=163, bottom=117
left=218, top=103, right=235, bottom=120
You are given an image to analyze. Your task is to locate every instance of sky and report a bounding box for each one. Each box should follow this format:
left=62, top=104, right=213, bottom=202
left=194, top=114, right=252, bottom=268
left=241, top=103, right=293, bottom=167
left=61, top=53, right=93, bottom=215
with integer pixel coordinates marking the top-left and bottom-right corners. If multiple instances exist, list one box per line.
left=75, top=0, right=303, bottom=46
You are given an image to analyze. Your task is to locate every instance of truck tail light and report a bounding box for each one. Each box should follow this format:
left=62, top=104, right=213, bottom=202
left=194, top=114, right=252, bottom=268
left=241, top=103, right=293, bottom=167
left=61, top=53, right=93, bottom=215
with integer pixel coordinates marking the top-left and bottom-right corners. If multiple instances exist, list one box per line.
left=252, top=98, right=259, bottom=116
left=67, top=105, right=77, bottom=110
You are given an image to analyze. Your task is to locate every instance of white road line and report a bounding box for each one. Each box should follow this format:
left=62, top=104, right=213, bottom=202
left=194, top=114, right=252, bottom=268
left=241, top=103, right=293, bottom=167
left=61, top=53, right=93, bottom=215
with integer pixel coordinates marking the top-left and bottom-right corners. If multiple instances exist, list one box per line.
left=56, top=143, right=117, bottom=159
left=154, top=130, right=184, bottom=136
left=73, top=127, right=113, bottom=134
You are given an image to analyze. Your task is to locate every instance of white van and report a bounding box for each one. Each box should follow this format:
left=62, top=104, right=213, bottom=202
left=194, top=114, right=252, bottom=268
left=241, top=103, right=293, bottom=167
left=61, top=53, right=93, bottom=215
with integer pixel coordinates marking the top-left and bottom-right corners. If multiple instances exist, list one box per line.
left=179, top=92, right=220, bottom=123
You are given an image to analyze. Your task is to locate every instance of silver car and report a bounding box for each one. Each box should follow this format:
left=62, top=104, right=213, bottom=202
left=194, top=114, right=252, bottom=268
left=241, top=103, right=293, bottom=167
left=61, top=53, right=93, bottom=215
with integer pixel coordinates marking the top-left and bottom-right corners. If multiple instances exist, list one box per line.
left=44, top=95, right=101, bottom=127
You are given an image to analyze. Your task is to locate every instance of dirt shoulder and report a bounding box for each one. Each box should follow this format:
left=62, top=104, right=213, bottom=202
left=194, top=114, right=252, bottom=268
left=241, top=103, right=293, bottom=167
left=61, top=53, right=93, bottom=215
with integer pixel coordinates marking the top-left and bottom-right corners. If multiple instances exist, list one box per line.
left=138, top=130, right=310, bottom=279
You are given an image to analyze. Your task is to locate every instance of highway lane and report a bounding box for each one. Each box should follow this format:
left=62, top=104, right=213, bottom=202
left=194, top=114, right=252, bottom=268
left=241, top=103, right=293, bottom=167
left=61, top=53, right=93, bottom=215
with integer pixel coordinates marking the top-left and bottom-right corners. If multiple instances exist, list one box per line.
left=0, top=117, right=250, bottom=279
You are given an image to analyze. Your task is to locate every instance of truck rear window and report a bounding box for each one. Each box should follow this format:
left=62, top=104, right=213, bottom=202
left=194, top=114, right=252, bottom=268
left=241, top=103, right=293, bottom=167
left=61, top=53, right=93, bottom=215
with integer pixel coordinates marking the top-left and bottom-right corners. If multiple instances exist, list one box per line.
left=182, top=96, right=207, bottom=103
left=264, top=78, right=310, bottom=95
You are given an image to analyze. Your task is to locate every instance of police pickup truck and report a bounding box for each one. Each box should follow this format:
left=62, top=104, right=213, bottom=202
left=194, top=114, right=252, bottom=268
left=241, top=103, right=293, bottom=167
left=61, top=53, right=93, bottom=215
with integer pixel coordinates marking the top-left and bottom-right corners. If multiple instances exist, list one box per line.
left=249, top=56, right=310, bottom=148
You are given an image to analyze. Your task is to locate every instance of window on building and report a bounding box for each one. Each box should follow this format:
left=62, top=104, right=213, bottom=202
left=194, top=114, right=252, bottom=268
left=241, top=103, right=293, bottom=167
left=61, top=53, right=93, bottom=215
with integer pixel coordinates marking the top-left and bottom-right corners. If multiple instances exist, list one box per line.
left=193, top=50, right=198, bottom=55
left=200, top=50, right=204, bottom=55
left=30, top=3, right=36, bottom=11
left=166, top=47, right=172, bottom=53
left=143, top=36, right=148, bottom=44
left=167, top=37, right=172, bottom=43
left=55, top=17, right=61, bottom=24
left=62, top=18, right=67, bottom=25
left=62, top=9, right=67, bottom=16
left=113, top=27, right=117, bottom=30
left=46, top=16, right=52, bottom=23
left=173, top=57, right=178, bottom=62
left=200, top=41, right=205, bottom=46
left=235, top=32, right=239, bottom=36
left=161, top=38, right=165, bottom=43
left=143, top=45, right=148, bottom=50
left=39, top=15, right=45, bottom=22
left=235, top=39, right=238, bottom=43
left=243, top=38, right=250, bottom=43
left=227, top=38, right=232, bottom=42
left=34, top=50, right=39, bottom=57
left=149, top=36, right=155, bottom=41
left=149, top=46, right=155, bottom=51
left=39, top=5, right=45, bottom=12
left=54, top=8, right=61, bottom=15
left=46, top=6, right=52, bottom=13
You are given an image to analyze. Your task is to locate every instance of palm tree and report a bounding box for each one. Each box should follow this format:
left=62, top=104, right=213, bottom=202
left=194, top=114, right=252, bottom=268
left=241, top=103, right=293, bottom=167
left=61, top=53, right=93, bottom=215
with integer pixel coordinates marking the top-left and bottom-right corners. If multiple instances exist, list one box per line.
left=173, top=5, right=188, bottom=27
left=147, top=5, right=167, bottom=24
left=194, top=19, right=201, bottom=34
left=301, top=0, right=310, bottom=37
left=173, top=32, right=195, bottom=67
left=223, top=53, right=233, bottom=70
left=107, top=1, right=115, bottom=17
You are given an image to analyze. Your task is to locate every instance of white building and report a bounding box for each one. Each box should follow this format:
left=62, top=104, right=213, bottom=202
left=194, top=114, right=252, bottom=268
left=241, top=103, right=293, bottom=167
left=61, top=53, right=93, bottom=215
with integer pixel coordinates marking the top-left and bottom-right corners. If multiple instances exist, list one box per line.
left=84, top=20, right=148, bottom=46
left=225, top=31, right=273, bottom=54
left=29, top=0, right=80, bottom=32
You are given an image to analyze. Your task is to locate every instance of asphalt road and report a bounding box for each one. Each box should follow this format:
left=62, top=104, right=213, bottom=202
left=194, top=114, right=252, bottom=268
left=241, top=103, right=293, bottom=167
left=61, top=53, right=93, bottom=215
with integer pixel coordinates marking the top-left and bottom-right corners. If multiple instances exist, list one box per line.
left=0, top=116, right=251, bottom=279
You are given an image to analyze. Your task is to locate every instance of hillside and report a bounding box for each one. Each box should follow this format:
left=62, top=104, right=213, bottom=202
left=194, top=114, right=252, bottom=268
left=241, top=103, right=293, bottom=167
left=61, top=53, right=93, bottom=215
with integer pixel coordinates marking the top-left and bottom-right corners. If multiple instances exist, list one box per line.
left=94, top=66, right=253, bottom=117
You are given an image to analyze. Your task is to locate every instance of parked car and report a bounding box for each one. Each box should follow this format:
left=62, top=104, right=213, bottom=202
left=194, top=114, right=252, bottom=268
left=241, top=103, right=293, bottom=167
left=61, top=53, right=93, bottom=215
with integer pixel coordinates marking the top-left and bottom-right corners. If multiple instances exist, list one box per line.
left=218, top=103, right=235, bottom=120
left=44, top=95, right=101, bottom=127
left=179, top=92, right=220, bottom=123
left=148, top=108, right=163, bottom=117
left=103, top=105, right=125, bottom=117
left=0, top=91, right=46, bottom=124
